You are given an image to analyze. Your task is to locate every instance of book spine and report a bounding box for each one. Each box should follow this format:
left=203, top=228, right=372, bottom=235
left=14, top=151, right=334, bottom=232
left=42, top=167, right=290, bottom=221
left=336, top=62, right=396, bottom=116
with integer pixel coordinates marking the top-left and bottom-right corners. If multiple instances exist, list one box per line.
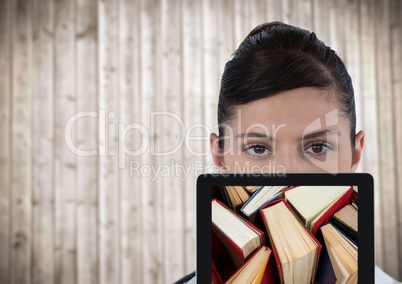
left=311, top=187, right=353, bottom=236
left=330, top=215, right=358, bottom=243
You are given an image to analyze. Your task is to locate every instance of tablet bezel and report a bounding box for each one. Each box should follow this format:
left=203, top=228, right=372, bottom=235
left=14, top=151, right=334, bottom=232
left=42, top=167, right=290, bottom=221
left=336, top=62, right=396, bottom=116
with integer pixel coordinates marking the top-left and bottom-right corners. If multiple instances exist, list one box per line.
left=196, top=173, right=374, bottom=284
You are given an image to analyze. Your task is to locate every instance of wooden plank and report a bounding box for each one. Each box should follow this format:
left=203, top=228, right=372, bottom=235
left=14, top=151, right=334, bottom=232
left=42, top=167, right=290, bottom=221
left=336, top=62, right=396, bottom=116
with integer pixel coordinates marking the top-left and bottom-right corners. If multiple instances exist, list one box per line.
left=233, top=0, right=246, bottom=52
left=343, top=0, right=365, bottom=172
left=266, top=0, right=283, bottom=23
left=139, top=0, right=163, bottom=282
left=243, top=0, right=264, bottom=33
left=31, top=0, right=55, bottom=283
left=298, top=0, right=313, bottom=31
left=75, top=0, right=99, bottom=283
left=328, top=0, right=346, bottom=59
left=390, top=0, right=402, bottom=280
left=282, top=0, right=312, bottom=30
left=54, top=0, right=77, bottom=282
left=312, top=0, right=330, bottom=46
left=217, top=0, right=235, bottom=69
left=248, top=0, right=267, bottom=35
left=282, top=0, right=299, bottom=27
left=374, top=0, right=400, bottom=279
left=10, top=0, right=33, bottom=283
left=118, top=0, right=142, bottom=283
left=359, top=0, right=384, bottom=271
left=202, top=0, right=219, bottom=167
left=98, top=0, right=120, bottom=283
left=0, top=0, right=11, bottom=282
left=159, top=0, right=185, bottom=282
left=217, top=0, right=235, bottom=92
left=181, top=0, right=203, bottom=276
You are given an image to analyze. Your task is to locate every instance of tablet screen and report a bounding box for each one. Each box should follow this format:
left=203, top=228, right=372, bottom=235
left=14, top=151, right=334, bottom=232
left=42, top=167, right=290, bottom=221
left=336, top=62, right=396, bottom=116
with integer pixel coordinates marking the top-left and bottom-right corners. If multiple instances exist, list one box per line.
left=196, top=174, right=374, bottom=284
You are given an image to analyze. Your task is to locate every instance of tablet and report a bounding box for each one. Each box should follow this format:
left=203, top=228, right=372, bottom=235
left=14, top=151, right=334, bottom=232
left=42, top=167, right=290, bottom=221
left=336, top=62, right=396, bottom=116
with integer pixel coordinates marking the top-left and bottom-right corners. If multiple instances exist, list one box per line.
left=196, top=173, right=374, bottom=284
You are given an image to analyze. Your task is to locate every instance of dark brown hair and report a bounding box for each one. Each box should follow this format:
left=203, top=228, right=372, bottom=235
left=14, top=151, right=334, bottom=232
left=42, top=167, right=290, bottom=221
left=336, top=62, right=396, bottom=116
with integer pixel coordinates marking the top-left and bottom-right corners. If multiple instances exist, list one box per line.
left=218, top=22, right=356, bottom=148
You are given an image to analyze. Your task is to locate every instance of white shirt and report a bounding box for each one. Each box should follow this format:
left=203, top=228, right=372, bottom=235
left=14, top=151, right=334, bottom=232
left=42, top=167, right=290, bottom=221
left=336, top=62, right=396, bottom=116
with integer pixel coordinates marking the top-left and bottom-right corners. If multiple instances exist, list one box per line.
left=375, top=266, right=401, bottom=283
left=185, top=266, right=401, bottom=283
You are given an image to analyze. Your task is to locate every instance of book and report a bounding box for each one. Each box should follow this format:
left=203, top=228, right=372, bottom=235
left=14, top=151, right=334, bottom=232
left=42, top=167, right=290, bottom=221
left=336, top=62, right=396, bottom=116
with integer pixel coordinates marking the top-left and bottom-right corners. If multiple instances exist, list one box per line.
left=212, top=199, right=264, bottom=268
left=225, top=246, right=272, bottom=284
left=316, top=241, right=337, bottom=284
left=212, top=230, right=237, bottom=283
left=350, top=201, right=358, bottom=211
left=330, top=204, right=358, bottom=243
left=211, top=184, right=360, bottom=284
left=212, top=260, right=224, bottom=284
left=212, top=186, right=226, bottom=202
left=241, top=186, right=288, bottom=216
left=212, top=231, right=274, bottom=284
left=243, top=186, right=261, bottom=194
left=260, top=200, right=321, bottom=284
left=284, top=185, right=352, bottom=235
left=320, top=223, right=358, bottom=284
left=224, top=186, right=250, bottom=213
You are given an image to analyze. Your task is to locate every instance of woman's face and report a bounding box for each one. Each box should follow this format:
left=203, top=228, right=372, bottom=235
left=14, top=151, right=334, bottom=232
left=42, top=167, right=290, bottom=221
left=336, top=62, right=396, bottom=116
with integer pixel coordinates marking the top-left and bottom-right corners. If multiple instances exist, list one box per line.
left=210, top=87, right=364, bottom=173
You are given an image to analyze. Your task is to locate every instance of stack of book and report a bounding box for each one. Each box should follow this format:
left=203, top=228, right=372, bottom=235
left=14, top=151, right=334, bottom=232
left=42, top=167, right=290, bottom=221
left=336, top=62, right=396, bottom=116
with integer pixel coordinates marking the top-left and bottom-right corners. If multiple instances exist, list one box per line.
left=211, top=185, right=358, bottom=284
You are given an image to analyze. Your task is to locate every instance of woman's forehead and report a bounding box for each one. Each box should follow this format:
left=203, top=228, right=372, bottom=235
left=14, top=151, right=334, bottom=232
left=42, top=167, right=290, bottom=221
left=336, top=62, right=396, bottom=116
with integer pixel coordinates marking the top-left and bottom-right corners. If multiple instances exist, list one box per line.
left=226, top=87, right=349, bottom=139
left=234, top=88, right=336, bottom=123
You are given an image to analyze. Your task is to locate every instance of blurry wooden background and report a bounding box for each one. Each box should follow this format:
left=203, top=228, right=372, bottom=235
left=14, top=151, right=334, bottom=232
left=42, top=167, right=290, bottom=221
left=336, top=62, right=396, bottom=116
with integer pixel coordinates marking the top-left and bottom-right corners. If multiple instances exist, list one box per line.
left=1, top=0, right=402, bottom=283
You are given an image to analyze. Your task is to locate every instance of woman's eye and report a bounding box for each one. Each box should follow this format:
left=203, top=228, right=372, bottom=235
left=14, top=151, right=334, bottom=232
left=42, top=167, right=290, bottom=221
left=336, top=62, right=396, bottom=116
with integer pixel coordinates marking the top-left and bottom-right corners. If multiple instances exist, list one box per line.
left=244, top=144, right=270, bottom=156
left=305, top=143, right=329, bottom=155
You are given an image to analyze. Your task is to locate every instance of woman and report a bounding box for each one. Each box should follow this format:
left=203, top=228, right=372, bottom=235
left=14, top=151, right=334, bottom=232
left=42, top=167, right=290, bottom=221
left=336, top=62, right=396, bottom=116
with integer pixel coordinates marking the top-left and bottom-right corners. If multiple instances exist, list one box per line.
left=176, top=22, right=399, bottom=284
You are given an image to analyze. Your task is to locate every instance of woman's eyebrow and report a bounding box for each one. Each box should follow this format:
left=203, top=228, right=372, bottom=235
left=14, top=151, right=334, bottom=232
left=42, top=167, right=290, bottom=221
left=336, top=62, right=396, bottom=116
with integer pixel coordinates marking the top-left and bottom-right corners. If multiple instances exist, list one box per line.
left=234, top=132, right=275, bottom=141
left=302, top=129, right=340, bottom=140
